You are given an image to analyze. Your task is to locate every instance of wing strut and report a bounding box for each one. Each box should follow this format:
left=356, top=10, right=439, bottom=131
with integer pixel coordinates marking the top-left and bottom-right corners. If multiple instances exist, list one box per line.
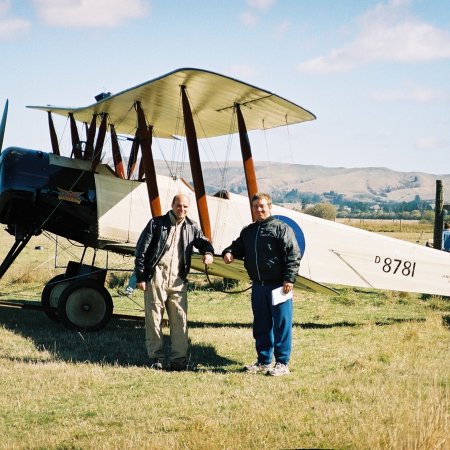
left=92, top=113, right=107, bottom=171
left=181, top=86, right=212, bottom=241
left=127, top=128, right=139, bottom=179
left=110, top=124, right=126, bottom=179
left=47, top=112, right=60, bottom=155
left=84, top=114, right=97, bottom=161
left=236, top=104, right=258, bottom=219
left=69, top=113, right=83, bottom=159
left=136, top=102, right=162, bottom=217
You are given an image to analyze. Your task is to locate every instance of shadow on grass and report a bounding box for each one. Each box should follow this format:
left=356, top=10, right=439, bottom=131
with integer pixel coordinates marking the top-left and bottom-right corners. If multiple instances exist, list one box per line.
left=0, top=306, right=239, bottom=369
left=0, top=303, right=430, bottom=370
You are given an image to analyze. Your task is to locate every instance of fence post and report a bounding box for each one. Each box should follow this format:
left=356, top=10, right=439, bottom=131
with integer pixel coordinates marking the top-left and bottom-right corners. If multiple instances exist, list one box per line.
left=434, top=180, right=444, bottom=249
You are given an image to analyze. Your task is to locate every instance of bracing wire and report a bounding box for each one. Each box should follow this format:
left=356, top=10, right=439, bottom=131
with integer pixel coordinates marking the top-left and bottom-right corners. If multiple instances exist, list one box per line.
left=285, top=114, right=295, bottom=163
left=262, top=118, right=274, bottom=193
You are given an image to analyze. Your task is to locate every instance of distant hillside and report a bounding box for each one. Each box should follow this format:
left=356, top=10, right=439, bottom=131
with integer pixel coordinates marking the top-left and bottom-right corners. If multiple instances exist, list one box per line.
left=152, top=160, right=450, bottom=203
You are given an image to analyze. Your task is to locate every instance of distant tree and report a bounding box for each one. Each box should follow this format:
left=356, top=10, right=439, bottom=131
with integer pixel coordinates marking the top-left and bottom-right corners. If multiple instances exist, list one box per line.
left=303, top=202, right=336, bottom=221
left=420, top=211, right=435, bottom=223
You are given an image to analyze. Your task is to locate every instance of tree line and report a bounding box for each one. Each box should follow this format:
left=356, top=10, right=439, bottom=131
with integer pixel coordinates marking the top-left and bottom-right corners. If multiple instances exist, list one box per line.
left=270, top=189, right=436, bottom=221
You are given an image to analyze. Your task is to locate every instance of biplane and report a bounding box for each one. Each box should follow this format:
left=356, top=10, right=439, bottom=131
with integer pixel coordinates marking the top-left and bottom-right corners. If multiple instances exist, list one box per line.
left=0, top=68, right=449, bottom=332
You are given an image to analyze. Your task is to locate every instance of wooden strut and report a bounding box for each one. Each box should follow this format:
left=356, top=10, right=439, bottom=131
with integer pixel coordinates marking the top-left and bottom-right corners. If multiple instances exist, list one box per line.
left=136, top=102, right=162, bottom=218
left=180, top=86, right=212, bottom=241
left=110, top=124, right=126, bottom=179
left=235, top=104, right=259, bottom=220
left=84, top=114, right=97, bottom=161
left=127, top=128, right=139, bottom=179
left=91, top=114, right=107, bottom=171
left=47, top=112, right=60, bottom=156
left=68, top=113, right=83, bottom=159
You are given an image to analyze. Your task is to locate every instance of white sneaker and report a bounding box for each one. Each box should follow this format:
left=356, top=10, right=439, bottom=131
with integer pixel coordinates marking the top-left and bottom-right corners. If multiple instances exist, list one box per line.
left=266, top=362, right=290, bottom=377
left=243, top=361, right=271, bottom=374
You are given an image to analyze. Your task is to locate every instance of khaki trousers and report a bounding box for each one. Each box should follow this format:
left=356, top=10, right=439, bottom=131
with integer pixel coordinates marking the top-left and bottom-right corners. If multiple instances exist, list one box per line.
left=144, top=278, right=188, bottom=362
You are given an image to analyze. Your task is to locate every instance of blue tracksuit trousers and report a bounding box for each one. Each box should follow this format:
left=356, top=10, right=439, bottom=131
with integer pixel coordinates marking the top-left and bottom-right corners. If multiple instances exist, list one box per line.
left=251, top=282, right=293, bottom=365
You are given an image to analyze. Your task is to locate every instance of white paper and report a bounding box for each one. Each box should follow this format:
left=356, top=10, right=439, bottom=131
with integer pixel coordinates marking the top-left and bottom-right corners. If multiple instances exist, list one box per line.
left=271, top=287, right=292, bottom=306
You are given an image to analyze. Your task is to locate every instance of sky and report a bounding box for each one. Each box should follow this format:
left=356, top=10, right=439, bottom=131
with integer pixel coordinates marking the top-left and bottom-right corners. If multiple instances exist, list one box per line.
left=0, top=0, right=449, bottom=175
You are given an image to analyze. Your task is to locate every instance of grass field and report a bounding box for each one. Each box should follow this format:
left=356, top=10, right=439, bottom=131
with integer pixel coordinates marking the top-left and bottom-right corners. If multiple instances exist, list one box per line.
left=0, top=224, right=449, bottom=449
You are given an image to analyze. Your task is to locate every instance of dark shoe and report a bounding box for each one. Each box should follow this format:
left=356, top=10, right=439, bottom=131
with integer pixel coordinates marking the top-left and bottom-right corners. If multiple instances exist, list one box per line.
left=243, top=361, right=271, bottom=374
left=169, top=358, right=191, bottom=371
left=266, top=362, right=290, bottom=377
left=149, top=359, right=163, bottom=370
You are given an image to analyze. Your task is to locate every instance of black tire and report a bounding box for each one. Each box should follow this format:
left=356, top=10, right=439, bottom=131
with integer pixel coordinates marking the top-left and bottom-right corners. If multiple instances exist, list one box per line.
left=57, top=280, right=113, bottom=331
left=41, top=274, right=70, bottom=323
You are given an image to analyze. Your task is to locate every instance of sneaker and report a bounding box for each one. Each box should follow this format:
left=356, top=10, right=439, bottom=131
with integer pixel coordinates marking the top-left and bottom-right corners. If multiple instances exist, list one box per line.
left=266, top=362, right=290, bottom=377
left=149, top=359, right=163, bottom=370
left=243, top=361, right=271, bottom=374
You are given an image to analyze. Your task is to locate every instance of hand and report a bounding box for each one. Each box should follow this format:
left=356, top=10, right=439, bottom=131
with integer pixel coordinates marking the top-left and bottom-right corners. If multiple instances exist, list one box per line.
left=223, top=252, right=234, bottom=264
left=203, top=253, right=213, bottom=265
left=137, top=281, right=146, bottom=291
left=283, top=281, right=293, bottom=294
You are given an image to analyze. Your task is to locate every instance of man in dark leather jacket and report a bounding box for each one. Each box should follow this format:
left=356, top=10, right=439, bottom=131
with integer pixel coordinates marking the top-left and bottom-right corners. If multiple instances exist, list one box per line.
left=222, top=193, right=300, bottom=377
left=135, top=194, right=214, bottom=370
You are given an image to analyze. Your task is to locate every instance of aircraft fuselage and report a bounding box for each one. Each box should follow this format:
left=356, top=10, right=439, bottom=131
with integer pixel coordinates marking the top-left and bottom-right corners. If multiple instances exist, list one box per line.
left=0, top=147, right=98, bottom=245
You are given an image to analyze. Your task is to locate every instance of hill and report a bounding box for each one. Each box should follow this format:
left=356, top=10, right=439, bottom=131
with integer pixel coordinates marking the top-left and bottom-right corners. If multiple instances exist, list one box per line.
left=152, top=160, right=450, bottom=203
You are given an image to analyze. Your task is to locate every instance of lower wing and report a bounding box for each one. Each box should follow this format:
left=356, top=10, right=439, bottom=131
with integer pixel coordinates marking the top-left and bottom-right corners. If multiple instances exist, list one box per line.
left=190, top=254, right=337, bottom=295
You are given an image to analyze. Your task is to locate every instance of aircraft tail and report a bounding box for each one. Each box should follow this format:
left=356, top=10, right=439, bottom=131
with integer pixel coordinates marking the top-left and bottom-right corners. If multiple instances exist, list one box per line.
left=0, top=99, right=8, bottom=153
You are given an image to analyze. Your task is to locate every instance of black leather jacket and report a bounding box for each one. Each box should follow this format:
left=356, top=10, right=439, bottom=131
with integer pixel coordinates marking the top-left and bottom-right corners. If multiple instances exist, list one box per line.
left=135, top=212, right=214, bottom=283
left=221, top=216, right=301, bottom=283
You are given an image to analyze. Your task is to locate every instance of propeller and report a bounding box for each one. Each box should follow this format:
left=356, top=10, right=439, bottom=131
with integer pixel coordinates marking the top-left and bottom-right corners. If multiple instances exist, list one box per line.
left=0, top=99, right=8, bottom=154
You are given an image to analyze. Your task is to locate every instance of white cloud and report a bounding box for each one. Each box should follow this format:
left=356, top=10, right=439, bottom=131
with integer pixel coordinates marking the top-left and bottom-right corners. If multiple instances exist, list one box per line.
left=274, top=19, right=289, bottom=38
left=239, top=11, right=259, bottom=27
left=298, top=0, right=450, bottom=74
left=370, top=86, right=444, bottom=102
left=247, top=0, right=275, bottom=11
left=0, top=0, right=30, bottom=40
left=33, top=0, right=150, bottom=28
left=415, top=137, right=448, bottom=151
left=241, top=0, right=275, bottom=27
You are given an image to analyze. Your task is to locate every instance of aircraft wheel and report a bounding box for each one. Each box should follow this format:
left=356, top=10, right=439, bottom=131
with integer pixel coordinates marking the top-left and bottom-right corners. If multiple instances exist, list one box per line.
left=41, top=274, right=70, bottom=323
left=57, top=280, right=113, bottom=331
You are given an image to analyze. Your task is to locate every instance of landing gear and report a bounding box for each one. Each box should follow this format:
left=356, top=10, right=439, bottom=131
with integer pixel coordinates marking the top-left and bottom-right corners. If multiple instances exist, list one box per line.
left=41, top=261, right=113, bottom=331
left=57, top=280, right=113, bottom=331
left=41, top=274, right=69, bottom=323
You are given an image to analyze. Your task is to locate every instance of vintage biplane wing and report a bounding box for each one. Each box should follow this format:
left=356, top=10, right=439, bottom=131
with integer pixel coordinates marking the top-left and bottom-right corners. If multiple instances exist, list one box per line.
left=0, top=67, right=448, bottom=333
left=27, top=67, right=316, bottom=139
left=190, top=254, right=338, bottom=296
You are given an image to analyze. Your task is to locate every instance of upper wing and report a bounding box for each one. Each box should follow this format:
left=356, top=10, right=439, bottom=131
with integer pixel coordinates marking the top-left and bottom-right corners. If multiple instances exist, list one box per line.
left=27, top=68, right=315, bottom=139
left=190, top=254, right=338, bottom=296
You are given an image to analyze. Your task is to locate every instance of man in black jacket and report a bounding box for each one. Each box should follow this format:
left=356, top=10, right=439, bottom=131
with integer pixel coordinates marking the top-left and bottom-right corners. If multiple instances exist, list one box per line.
left=222, top=193, right=301, bottom=376
left=135, top=194, right=214, bottom=370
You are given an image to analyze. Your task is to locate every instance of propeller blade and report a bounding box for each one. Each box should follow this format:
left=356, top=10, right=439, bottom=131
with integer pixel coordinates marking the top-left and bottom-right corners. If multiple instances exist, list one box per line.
left=0, top=99, right=8, bottom=154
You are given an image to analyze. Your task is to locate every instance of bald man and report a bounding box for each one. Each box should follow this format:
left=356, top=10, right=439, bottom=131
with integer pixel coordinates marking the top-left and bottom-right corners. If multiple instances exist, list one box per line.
left=135, top=194, right=214, bottom=370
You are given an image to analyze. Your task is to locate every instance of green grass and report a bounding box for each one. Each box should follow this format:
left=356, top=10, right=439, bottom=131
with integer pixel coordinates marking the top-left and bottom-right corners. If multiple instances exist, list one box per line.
left=0, top=286, right=449, bottom=449
left=0, top=226, right=449, bottom=449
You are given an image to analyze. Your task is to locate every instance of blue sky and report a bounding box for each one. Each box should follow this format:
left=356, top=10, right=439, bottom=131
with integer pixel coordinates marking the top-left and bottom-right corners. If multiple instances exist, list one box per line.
left=1, top=0, right=449, bottom=175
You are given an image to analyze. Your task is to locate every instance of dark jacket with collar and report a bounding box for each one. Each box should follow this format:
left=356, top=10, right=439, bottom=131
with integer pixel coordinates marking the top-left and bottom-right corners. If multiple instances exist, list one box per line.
left=221, top=216, right=301, bottom=283
left=135, top=212, right=214, bottom=283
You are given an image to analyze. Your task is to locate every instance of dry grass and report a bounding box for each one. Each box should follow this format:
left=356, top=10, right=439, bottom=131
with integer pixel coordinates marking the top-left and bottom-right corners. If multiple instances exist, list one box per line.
left=0, top=225, right=449, bottom=449
left=338, top=218, right=434, bottom=245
